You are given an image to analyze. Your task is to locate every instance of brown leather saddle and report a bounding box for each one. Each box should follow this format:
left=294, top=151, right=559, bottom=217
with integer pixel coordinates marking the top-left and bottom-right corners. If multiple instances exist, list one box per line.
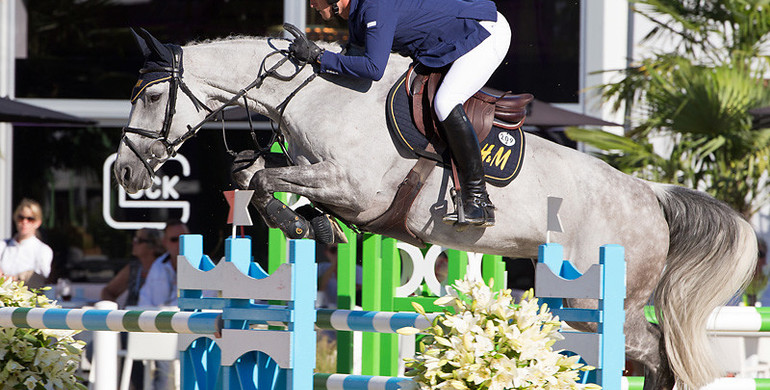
left=409, top=64, right=533, bottom=147
left=362, top=65, right=533, bottom=246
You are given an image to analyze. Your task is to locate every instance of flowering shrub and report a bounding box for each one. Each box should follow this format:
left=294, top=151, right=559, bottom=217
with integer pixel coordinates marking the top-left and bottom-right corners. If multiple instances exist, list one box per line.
left=400, top=277, right=600, bottom=390
left=0, top=278, right=86, bottom=389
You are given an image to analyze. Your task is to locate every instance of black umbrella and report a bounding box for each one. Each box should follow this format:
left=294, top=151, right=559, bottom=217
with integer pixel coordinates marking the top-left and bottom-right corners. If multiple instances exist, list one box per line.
left=0, top=97, right=95, bottom=126
left=526, top=99, right=621, bottom=128
left=521, top=99, right=621, bottom=149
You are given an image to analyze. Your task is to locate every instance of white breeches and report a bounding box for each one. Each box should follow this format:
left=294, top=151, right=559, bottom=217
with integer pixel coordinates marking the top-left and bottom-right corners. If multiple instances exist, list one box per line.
left=434, top=11, right=512, bottom=121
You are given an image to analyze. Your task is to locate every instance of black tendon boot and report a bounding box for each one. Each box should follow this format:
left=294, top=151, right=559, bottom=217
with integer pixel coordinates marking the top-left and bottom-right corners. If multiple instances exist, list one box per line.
left=441, top=105, right=495, bottom=227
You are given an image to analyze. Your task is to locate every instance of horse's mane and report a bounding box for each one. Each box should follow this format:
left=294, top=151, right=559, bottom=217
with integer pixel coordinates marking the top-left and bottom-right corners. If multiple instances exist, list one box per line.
left=186, top=35, right=263, bottom=46
left=185, top=35, right=343, bottom=51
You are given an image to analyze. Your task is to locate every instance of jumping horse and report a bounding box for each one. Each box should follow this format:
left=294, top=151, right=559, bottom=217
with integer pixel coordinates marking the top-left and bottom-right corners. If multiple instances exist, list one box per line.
left=114, top=28, right=757, bottom=390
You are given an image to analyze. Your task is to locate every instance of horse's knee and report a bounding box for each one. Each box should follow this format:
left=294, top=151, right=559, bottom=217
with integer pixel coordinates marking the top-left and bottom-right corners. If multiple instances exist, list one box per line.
left=248, top=169, right=271, bottom=198
left=231, top=151, right=266, bottom=189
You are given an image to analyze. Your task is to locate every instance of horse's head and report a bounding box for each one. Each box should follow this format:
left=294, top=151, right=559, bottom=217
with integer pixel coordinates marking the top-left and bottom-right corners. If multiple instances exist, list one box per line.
left=115, top=28, right=209, bottom=193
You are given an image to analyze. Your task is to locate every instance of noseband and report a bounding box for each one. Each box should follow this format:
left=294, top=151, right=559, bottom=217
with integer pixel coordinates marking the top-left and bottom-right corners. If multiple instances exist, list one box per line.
left=121, top=39, right=312, bottom=178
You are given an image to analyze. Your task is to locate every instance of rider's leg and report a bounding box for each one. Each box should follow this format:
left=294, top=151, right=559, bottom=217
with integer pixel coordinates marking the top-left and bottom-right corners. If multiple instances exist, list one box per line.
left=435, top=12, right=511, bottom=227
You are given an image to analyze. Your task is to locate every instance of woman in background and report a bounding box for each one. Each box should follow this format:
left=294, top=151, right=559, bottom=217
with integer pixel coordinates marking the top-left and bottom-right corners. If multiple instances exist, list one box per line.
left=101, top=228, right=164, bottom=307
left=0, top=199, right=52, bottom=285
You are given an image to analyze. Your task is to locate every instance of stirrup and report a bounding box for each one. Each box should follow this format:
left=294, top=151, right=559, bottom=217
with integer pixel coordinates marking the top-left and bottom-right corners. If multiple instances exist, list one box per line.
left=442, top=191, right=495, bottom=228
left=442, top=211, right=496, bottom=227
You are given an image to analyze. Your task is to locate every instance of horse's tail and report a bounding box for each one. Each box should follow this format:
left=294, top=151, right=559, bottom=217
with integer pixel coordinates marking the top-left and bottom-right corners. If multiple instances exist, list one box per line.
left=650, top=183, right=757, bottom=389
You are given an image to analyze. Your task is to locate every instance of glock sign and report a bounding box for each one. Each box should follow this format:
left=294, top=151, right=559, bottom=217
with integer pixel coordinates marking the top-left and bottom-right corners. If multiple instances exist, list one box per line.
left=102, top=153, right=191, bottom=229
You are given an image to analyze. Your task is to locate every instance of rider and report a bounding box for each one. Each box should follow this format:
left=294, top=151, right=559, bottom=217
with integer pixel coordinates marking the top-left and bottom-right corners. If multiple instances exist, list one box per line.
left=289, top=0, right=510, bottom=228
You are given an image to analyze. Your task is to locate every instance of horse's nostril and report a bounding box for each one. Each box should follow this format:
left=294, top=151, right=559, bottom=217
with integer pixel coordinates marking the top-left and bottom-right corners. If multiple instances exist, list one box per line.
left=122, top=166, right=132, bottom=183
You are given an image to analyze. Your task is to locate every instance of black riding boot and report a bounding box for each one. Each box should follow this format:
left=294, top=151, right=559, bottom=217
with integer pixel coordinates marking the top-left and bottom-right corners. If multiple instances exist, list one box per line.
left=441, top=104, right=495, bottom=227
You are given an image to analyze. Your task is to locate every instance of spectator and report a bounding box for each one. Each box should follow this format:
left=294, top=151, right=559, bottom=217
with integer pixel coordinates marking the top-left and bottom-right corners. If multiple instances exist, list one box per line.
left=101, top=228, right=164, bottom=306
left=98, top=228, right=162, bottom=390
left=138, top=220, right=189, bottom=307
left=0, top=199, right=52, bottom=287
left=317, top=243, right=362, bottom=309
left=137, top=220, right=188, bottom=390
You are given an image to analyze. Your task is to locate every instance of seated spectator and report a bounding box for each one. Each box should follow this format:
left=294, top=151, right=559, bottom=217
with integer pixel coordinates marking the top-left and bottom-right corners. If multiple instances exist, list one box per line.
left=138, top=220, right=189, bottom=308
left=318, top=243, right=363, bottom=309
left=137, top=220, right=189, bottom=390
left=101, top=228, right=164, bottom=307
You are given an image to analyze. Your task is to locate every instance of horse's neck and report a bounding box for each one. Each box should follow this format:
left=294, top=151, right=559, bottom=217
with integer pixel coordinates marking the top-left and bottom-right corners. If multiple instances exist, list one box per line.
left=183, top=38, right=412, bottom=162
left=183, top=38, right=315, bottom=118
left=183, top=38, right=411, bottom=121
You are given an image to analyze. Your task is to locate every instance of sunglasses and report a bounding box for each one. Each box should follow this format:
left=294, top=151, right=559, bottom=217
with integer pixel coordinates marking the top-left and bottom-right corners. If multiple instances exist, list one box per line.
left=15, top=215, right=36, bottom=222
left=133, top=236, right=152, bottom=244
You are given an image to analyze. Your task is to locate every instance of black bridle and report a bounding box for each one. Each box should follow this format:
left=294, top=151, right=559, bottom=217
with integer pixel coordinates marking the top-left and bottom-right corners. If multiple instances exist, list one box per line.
left=121, top=39, right=315, bottom=178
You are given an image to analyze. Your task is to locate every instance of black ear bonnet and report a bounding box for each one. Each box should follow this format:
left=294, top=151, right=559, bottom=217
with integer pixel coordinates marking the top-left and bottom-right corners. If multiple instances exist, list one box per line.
left=130, top=28, right=183, bottom=103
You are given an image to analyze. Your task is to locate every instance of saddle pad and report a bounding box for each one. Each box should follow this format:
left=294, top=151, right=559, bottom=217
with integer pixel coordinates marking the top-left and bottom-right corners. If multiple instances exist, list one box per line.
left=386, top=70, right=525, bottom=187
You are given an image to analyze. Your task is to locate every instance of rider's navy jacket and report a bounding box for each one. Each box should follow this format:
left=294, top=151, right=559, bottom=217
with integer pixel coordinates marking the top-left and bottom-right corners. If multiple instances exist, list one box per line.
left=319, top=0, right=497, bottom=80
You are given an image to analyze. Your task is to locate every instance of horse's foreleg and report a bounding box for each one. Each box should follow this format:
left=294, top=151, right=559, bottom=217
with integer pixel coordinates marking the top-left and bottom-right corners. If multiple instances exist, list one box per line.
left=236, top=158, right=363, bottom=242
left=231, top=151, right=289, bottom=189
left=247, top=161, right=364, bottom=210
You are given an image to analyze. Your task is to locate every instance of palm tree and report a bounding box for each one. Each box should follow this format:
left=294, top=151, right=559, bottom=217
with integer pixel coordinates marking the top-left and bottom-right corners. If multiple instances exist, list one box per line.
left=567, top=0, right=770, bottom=218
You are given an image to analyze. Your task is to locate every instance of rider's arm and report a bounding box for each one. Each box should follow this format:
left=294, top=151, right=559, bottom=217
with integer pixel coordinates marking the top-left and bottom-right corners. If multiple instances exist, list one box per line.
left=319, top=4, right=396, bottom=81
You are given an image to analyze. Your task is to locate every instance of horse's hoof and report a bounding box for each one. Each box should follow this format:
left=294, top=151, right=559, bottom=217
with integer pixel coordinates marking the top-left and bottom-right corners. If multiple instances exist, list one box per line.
left=310, top=215, right=335, bottom=244
left=296, top=205, right=334, bottom=244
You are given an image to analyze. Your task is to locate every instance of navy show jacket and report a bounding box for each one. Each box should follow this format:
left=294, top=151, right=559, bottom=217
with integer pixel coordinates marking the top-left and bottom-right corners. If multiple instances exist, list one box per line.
left=319, top=0, right=498, bottom=81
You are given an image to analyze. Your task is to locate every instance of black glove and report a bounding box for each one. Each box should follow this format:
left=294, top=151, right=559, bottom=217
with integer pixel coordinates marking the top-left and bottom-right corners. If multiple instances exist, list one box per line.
left=284, top=23, right=324, bottom=64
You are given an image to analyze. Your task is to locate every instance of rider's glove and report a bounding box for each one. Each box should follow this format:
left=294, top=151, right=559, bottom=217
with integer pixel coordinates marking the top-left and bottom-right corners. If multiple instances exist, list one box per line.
left=284, top=23, right=324, bottom=64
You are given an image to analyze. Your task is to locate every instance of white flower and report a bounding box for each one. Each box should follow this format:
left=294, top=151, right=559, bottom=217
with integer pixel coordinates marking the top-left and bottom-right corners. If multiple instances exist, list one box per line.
left=0, top=278, right=85, bottom=390
left=405, top=275, right=600, bottom=390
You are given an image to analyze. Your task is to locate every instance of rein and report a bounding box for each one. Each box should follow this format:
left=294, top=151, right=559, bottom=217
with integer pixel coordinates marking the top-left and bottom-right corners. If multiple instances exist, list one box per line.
left=121, top=40, right=315, bottom=178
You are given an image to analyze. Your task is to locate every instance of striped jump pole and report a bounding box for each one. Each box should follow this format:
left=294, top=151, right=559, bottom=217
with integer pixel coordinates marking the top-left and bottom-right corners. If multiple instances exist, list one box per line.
left=0, top=307, right=221, bottom=334
left=313, top=373, right=417, bottom=390
left=315, top=309, right=438, bottom=333
left=220, top=306, right=440, bottom=333
left=622, top=377, right=770, bottom=390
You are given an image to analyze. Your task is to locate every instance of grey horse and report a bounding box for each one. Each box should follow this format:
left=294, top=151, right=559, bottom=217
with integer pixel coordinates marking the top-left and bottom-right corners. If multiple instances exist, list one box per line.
left=114, top=29, right=757, bottom=390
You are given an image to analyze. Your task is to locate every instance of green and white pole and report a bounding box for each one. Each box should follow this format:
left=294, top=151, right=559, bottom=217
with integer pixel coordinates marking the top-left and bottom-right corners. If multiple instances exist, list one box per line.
left=622, top=377, right=770, bottom=390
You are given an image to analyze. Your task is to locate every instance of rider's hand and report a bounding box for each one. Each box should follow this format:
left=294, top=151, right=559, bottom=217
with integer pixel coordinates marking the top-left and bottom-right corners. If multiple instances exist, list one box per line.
left=284, top=23, right=324, bottom=64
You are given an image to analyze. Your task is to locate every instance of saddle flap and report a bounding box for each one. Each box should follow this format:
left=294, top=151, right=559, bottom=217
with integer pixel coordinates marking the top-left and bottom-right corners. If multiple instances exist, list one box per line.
left=387, top=68, right=527, bottom=188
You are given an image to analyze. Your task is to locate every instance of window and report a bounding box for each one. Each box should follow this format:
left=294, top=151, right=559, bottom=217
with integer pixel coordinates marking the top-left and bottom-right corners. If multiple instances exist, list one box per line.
left=493, top=0, right=580, bottom=103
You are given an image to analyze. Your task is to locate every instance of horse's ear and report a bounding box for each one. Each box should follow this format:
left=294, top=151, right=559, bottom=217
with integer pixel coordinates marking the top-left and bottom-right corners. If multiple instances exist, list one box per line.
left=130, top=27, right=152, bottom=58
left=130, top=27, right=171, bottom=59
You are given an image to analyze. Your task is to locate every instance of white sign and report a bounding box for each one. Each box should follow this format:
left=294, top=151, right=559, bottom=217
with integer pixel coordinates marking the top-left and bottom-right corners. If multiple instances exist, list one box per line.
left=102, top=153, right=191, bottom=230
left=396, top=242, right=484, bottom=297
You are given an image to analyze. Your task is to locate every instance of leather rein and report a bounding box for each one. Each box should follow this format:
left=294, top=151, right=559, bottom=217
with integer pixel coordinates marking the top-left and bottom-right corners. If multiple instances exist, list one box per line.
left=121, top=38, right=316, bottom=178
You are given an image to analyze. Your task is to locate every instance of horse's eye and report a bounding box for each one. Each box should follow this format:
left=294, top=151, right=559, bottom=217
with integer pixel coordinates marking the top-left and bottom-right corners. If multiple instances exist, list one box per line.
left=148, top=93, right=162, bottom=103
